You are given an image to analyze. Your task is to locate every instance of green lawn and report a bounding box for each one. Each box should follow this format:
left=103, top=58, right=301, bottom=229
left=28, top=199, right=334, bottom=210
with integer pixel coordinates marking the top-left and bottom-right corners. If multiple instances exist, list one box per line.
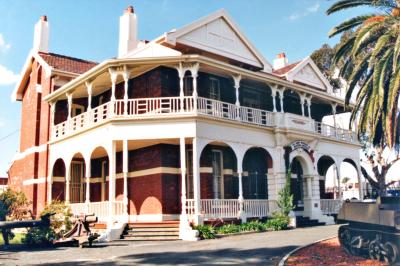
left=0, top=233, right=24, bottom=245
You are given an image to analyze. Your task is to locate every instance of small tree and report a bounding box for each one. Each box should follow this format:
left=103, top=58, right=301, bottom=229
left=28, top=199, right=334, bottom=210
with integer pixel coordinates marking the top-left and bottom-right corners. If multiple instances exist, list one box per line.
left=341, top=177, right=350, bottom=185
left=0, top=189, right=30, bottom=245
left=276, top=171, right=295, bottom=216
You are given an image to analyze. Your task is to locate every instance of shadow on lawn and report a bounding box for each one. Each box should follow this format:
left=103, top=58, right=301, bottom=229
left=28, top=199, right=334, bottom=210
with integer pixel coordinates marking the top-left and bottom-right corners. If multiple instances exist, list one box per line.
left=34, top=245, right=298, bottom=266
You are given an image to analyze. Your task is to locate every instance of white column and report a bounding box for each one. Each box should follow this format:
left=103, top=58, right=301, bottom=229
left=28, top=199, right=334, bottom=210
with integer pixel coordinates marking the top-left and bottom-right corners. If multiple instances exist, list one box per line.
left=108, top=140, right=116, bottom=225
left=123, top=66, right=130, bottom=116
left=357, top=167, right=364, bottom=200
left=180, top=137, right=187, bottom=216
left=67, top=92, right=73, bottom=120
left=233, top=74, right=241, bottom=106
left=271, top=85, right=277, bottom=112
left=300, top=95, right=305, bottom=116
left=177, top=63, right=185, bottom=112
left=192, top=137, right=201, bottom=225
left=85, top=81, right=93, bottom=111
left=307, top=96, right=312, bottom=118
left=109, top=68, right=118, bottom=116
left=190, top=63, right=199, bottom=112
left=49, top=102, right=56, bottom=138
left=279, top=88, right=284, bottom=113
left=122, top=139, right=129, bottom=218
left=65, top=163, right=71, bottom=204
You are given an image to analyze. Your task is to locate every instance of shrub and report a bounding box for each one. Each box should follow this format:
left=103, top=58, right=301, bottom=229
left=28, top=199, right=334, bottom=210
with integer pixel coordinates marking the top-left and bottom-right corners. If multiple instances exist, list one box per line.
left=265, top=214, right=290, bottom=231
left=277, top=171, right=295, bottom=216
left=241, top=220, right=267, bottom=232
left=193, top=225, right=216, bottom=239
left=216, top=223, right=240, bottom=234
left=23, top=201, right=72, bottom=246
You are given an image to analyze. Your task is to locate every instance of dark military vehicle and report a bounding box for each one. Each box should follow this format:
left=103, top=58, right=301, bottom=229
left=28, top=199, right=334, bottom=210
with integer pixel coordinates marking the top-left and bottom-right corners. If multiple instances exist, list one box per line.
left=337, top=197, right=400, bottom=264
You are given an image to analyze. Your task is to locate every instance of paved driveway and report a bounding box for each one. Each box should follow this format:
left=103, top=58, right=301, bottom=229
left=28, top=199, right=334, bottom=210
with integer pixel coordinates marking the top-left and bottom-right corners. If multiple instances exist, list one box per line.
left=0, top=225, right=339, bottom=265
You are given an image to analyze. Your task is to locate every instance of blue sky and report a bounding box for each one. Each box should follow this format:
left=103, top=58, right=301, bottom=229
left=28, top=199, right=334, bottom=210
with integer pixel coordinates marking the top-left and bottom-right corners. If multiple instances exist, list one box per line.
left=0, top=0, right=368, bottom=176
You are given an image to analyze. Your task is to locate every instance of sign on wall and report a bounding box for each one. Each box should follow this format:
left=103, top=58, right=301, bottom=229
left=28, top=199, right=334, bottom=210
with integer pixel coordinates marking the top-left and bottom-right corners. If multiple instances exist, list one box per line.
left=290, top=141, right=310, bottom=152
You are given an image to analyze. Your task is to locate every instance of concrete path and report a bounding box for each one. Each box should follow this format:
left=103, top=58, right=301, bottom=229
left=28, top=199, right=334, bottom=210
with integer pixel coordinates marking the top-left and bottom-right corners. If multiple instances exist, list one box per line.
left=0, top=225, right=339, bottom=265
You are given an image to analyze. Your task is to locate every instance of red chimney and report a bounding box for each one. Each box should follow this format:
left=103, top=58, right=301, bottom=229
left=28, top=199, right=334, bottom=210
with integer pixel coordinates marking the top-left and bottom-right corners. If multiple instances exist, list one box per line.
left=125, top=6, right=134, bottom=14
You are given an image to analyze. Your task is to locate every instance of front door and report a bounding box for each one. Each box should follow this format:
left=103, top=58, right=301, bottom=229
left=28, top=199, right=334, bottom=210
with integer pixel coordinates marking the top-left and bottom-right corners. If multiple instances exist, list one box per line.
left=70, top=162, right=84, bottom=203
left=212, top=150, right=223, bottom=199
left=290, top=159, right=304, bottom=211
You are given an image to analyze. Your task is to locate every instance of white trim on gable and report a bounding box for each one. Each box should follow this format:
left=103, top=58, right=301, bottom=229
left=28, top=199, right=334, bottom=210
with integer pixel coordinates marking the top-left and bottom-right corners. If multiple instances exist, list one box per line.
left=285, top=57, right=333, bottom=93
left=124, top=42, right=182, bottom=59
left=11, top=50, right=53, bottom=101
left=163, top=9, right=272, bottom=72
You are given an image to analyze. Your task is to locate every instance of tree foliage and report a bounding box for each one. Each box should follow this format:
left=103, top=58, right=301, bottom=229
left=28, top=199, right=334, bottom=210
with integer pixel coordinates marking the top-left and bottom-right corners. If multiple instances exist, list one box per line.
left=276, top=171, right=294, bottom=216
left=327, top=0, right=400, bottom=148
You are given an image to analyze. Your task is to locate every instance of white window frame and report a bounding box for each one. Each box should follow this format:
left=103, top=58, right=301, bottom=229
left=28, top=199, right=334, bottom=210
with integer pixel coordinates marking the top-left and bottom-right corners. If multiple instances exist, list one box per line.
left=209, top=78, right=221, bottom=100
left=186, top=149, right=194, bottom=199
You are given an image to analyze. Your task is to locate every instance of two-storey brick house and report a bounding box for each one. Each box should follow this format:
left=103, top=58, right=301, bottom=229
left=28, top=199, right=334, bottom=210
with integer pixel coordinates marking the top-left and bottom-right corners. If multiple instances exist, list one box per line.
left=9, top=7, right=361, bottom=240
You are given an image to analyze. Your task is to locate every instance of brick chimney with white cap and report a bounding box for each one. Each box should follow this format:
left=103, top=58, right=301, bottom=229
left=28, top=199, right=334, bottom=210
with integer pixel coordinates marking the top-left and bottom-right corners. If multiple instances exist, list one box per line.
left=273, top=53, right=289, bottom=70
left=33, top=15, right=49, bottom=53
left=118, top=6, right=138, bottom=58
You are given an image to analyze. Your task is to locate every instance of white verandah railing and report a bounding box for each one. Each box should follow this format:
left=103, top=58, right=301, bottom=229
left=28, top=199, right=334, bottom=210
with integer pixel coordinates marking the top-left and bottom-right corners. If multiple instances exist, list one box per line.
left=69, top=201, right=124, bottom=222
left=186, top=199, right=278, bottom=221
left=320, top=199, right=343, bottom=215
left=52, top=96, right=356, bottom=143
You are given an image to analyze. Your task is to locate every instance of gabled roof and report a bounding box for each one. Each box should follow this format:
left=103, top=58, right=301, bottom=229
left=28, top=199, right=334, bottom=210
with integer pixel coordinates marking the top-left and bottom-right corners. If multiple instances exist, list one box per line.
left=39, top=52, right=97, bottom=74
left=162, top=9, right=272, bottom=72
left=273, top=56, right=333, bottom=92
left=12, top=51, right=97, bottom=101
left=272, top=61, right=300, bottom=76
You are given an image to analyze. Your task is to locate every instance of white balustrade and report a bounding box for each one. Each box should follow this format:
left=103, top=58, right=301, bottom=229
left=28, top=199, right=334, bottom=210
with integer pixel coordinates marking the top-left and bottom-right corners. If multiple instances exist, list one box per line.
left=200, top=199, right=240, bottom=220
left=52, top=95, right=356, bottom=144
left=243, top=199, right=278, bottom=218
left=320, top=199, right=343, bottom=215
left=69, top=200, right=124, bottom=222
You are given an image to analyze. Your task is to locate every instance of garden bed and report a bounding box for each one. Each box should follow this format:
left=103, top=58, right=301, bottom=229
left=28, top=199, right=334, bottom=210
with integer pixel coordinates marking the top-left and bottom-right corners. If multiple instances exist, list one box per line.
left=285, top=237, right=388, bottom=266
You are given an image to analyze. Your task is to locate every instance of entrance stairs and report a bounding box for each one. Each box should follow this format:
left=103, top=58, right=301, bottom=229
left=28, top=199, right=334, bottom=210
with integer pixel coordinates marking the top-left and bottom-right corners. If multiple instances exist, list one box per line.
left=120, top=221, right=180, bottom=241
left=296, top=216, right=326, bottom=227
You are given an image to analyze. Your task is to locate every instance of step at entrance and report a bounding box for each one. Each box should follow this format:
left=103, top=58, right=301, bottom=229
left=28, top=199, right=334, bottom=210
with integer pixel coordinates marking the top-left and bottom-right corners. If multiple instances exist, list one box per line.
left=296, top=216, right=325, bottom=227
left=120, top=221, right=180, bottom=241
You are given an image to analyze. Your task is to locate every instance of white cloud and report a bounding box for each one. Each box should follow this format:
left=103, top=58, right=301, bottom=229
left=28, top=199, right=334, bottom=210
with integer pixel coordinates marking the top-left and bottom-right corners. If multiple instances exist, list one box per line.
left=0, top=34, right=11, bottom=52
left=0, top=65, right=19, bottom=86
left=287, top=2, right=320, bottom=21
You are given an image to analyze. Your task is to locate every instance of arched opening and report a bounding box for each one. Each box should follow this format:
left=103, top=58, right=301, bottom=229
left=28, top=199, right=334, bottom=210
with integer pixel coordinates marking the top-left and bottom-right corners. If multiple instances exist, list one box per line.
left=242, top=147, right=273, bottom=199
left=199, top=142, right=238, bottom=199
left=52, top=158, right=66, bottom=201
left=341, top=158, right=361, bottom=200
left=90, top=147, right=109, bottom=202
left=70, top=153, right=85, bottom=203
left=317, top=156, right=336, bottom=199
left=291, top=157, right=305, bottom=210
left=283, top=89, right=302, bottom=115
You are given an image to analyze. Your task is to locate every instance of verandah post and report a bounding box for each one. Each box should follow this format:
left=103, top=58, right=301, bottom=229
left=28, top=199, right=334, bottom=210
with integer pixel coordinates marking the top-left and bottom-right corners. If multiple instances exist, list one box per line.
left=122, top=139, right=129, bottom=221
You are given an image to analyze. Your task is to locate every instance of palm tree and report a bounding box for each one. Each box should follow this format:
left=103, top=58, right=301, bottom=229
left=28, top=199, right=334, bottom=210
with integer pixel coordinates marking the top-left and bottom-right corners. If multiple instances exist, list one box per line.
left=327, top=0, right=400, bottom=148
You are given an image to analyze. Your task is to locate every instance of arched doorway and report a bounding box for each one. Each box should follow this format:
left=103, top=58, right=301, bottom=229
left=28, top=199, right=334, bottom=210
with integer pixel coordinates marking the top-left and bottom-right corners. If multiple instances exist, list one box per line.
left=317, top=156, right=336, bottom=199
left=90, top=146, right=109, bottom=202
left=242, top=147, right=273, bottom=199
left=52, top=158, right=66, bottom=201
left=70, top=153, right=85, bottom=203
left=290, top=157, right=305, bottom=210
left=341, top=158, right=362, bottom=200
left=199, top=142, right=238, bottom=199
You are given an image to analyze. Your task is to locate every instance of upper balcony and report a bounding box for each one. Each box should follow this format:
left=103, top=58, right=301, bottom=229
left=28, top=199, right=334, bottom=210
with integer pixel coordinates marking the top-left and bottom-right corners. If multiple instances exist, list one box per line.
left=51, top=95, right=356, bottom=143
left=46, top=58, right=358, bottom=144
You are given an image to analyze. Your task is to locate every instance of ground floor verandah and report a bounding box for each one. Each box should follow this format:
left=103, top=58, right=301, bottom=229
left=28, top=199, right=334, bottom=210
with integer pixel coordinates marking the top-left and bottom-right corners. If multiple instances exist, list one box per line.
left=48, top=136, right=357, bottom=226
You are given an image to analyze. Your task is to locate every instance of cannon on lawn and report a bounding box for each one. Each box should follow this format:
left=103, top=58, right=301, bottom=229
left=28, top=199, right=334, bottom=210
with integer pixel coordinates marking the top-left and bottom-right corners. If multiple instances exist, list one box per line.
left=55, top=213, right=99, bottom=248
left=0, top=213, right=53, bottom=247
left=337, top=196, right=400, bottom=264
